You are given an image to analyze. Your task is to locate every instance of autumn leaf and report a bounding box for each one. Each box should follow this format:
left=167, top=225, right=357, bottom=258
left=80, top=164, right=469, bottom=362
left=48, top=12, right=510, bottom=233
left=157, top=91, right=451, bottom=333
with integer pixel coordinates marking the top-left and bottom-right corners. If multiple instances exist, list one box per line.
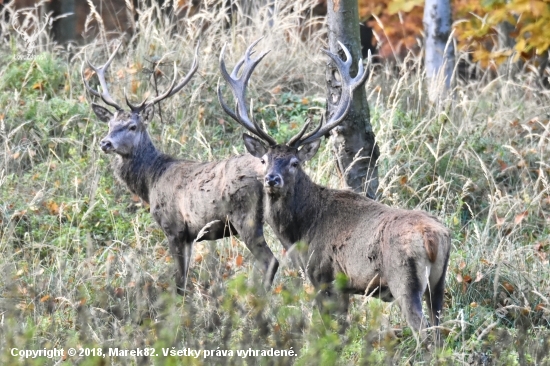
left=514, top=211, right=528, bottom=225
left=44, top=201, right=60, bottom=215
left=475, top=271, right=484, bottom=283
left=502, top=282, right=515, bottom=293
left=534, top=241, right=548, bottom=252
left=495, top=215, right=505, bottom=227
left=40, top=295, right=51, bottom=303
left=235, top=254, right=244, bottom=267
left=114, top=287, right=124, bottom=298
left=388, top=0, right=423, bottom=15
left=273, top=284, right=283, bottom=294
left=131, top=80, right=140, bottom=94
left=497, top=159, right=508, bottom=172
left=304, top=284, right=315, bottom=295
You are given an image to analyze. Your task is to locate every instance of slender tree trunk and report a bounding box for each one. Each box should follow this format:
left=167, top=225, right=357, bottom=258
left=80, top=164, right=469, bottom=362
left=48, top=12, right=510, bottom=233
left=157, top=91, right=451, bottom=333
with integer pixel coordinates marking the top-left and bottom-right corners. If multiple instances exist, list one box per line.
left=423, top=0, right=454, bottom=102
left=51, top=0, right=76, bottom=44
left=326, top=0, right=379, bottom=198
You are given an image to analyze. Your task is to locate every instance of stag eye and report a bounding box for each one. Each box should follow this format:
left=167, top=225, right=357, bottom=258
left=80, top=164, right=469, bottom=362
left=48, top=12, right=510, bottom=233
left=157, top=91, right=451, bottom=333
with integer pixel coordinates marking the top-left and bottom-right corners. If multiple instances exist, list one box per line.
left=291, top=161, right=299, bottom=168
left=260, top=159, right=265, bottom=164
left=128, top=125, right=137, bottom=131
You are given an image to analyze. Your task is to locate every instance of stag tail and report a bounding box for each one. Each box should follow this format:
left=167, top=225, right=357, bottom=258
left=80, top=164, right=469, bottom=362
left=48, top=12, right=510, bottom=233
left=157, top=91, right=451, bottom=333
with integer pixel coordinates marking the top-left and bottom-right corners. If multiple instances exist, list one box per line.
left=420, top=223, right=449, bottom=263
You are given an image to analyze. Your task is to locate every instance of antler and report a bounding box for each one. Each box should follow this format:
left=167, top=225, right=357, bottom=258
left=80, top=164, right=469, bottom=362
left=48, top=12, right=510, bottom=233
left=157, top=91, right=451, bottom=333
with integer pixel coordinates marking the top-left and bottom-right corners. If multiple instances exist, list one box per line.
left=83, top=42, right=200, bottom=113
left=82, top=42, right=124, bottom=110
left=125, top=42, right=200, bottom=112
left=217, top=38, right=277, bottom=146
left=287, top=41, right=368, bottom=147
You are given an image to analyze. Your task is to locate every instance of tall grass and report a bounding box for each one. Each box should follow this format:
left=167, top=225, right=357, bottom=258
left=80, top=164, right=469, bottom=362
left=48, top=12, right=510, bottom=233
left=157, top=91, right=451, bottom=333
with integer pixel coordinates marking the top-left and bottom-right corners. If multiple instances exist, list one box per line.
left=0, top=1, right=549, bottom=364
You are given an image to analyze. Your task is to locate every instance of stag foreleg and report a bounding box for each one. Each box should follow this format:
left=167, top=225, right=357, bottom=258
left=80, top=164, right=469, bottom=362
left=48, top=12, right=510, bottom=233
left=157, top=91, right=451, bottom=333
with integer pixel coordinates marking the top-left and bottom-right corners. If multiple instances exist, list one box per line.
left=166, top=230, right=192, bottom=296
left=315, top=283, right=350, bottom=333
left=232, top=219, right=279, bottom=289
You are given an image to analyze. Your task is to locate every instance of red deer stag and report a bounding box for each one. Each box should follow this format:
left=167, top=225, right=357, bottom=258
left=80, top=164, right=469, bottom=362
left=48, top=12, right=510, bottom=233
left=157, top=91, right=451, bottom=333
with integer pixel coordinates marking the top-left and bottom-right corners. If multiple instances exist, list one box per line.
left=218, top=40, right=451, bottom=342
left=83, top=43, right=278, bottom=295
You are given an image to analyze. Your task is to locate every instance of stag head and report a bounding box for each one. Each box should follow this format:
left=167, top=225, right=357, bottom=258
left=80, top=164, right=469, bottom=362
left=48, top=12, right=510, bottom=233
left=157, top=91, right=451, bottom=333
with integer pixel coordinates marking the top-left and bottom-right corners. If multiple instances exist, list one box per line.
left=218, top=39, right=367, bottom=194
left=83, top=42, right=199, bottom=157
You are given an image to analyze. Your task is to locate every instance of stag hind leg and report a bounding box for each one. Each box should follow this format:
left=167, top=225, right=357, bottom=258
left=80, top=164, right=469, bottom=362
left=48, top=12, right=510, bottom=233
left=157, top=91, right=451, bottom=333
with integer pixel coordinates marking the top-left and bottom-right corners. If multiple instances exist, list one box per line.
left=385, top=257, right=431, bottom=342
left=424, top=254, right=449, bottom=346
left=424, top=276, right=445, bottom=347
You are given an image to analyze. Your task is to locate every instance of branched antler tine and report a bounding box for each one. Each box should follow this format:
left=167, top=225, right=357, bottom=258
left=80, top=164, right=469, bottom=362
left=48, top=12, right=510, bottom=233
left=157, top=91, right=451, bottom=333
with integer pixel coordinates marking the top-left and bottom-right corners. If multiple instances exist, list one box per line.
left=338, top=40, right=353, bottom=68
left=287, top=118, right=312, bottom=146
left=147, top=61, right=178, bottom=106
left=216, top=80, right=240, bottom=123
left=81, top=61, right=101, bottom=98
left=125, top=92, right=148, bottom=112
left=230, top=58, right=246, bottom=79
left=293, top=115, right=324, bottom=146
left=218, top=40, right=276, bottom=145
left=84, top=43, right=123, bottom=110
left=151, top=41, right=200, bottom=103
left=293, top=43, right=367, bottom=146
left=218, top=43, right=255, bottom=134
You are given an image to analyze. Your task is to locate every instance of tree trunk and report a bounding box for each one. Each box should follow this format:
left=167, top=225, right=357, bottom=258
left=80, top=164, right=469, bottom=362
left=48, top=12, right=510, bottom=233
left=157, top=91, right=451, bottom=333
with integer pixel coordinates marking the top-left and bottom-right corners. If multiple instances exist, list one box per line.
left=423, top=0, right=454, bottom=102
left=326, top=0, right=379, bottom=198
left=51, top=0, right=76, bottom=44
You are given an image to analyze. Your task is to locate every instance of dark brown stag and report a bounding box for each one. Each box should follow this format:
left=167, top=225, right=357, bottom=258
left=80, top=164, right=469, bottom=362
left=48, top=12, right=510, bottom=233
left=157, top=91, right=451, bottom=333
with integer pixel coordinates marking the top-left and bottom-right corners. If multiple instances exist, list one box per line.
left=83, top=43, right=278, bottom=295
left=218, top=40, right=451, bottom=342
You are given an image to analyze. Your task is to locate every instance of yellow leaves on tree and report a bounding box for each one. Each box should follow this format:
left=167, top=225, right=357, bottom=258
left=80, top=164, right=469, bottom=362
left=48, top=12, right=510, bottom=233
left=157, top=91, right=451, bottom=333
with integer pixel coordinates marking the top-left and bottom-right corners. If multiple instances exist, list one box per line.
left=359, top=0, right=424, bottom=59
left=358, top=0, right=550, bottom=67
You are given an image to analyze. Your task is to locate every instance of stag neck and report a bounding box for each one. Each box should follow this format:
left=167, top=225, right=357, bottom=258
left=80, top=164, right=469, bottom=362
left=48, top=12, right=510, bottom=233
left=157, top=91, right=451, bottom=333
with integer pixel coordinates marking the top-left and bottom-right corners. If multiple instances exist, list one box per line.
left=114, top=132, right=174, bottom=203
left=265, top=169, right=325, bottom=243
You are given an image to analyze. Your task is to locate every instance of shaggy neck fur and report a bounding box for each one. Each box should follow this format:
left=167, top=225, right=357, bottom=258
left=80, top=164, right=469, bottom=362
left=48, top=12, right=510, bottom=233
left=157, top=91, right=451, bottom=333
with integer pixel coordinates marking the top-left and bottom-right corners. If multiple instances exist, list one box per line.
left=265, top=169, right=324, bottom=244
left=113, top=132, right=175, bottom=203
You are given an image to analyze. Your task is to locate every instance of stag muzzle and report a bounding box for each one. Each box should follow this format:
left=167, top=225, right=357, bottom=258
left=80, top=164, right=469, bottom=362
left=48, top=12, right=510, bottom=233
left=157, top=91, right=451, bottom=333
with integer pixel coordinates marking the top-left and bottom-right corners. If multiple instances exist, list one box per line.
left=264, top=174, right=282, bottom=188
left=100, top=139, right=114, bottom=153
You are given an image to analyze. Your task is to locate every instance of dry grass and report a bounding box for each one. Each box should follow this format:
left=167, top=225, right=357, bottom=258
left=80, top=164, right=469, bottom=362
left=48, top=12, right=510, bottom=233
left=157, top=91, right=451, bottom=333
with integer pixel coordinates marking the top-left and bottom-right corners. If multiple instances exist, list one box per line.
left=0, top=1, right=549, bottom=365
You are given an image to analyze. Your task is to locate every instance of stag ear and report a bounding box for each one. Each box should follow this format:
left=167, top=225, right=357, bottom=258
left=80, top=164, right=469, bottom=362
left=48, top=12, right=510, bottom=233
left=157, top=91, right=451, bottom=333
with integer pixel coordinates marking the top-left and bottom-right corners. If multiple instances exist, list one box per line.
left=91, top=103, right=114, bottom=123
left=243, top=134, right=267, bottom=158
left=297, top=139, right=321, bottom=162
left=142, top=104, right=155, bottom=124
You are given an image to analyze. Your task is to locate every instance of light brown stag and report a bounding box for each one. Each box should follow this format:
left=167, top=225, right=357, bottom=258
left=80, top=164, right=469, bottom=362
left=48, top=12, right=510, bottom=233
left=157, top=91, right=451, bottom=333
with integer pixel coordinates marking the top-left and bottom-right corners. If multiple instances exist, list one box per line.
left=83, top=42, right=278, bottom=295
left=218, top=40, right=451, bottom=342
